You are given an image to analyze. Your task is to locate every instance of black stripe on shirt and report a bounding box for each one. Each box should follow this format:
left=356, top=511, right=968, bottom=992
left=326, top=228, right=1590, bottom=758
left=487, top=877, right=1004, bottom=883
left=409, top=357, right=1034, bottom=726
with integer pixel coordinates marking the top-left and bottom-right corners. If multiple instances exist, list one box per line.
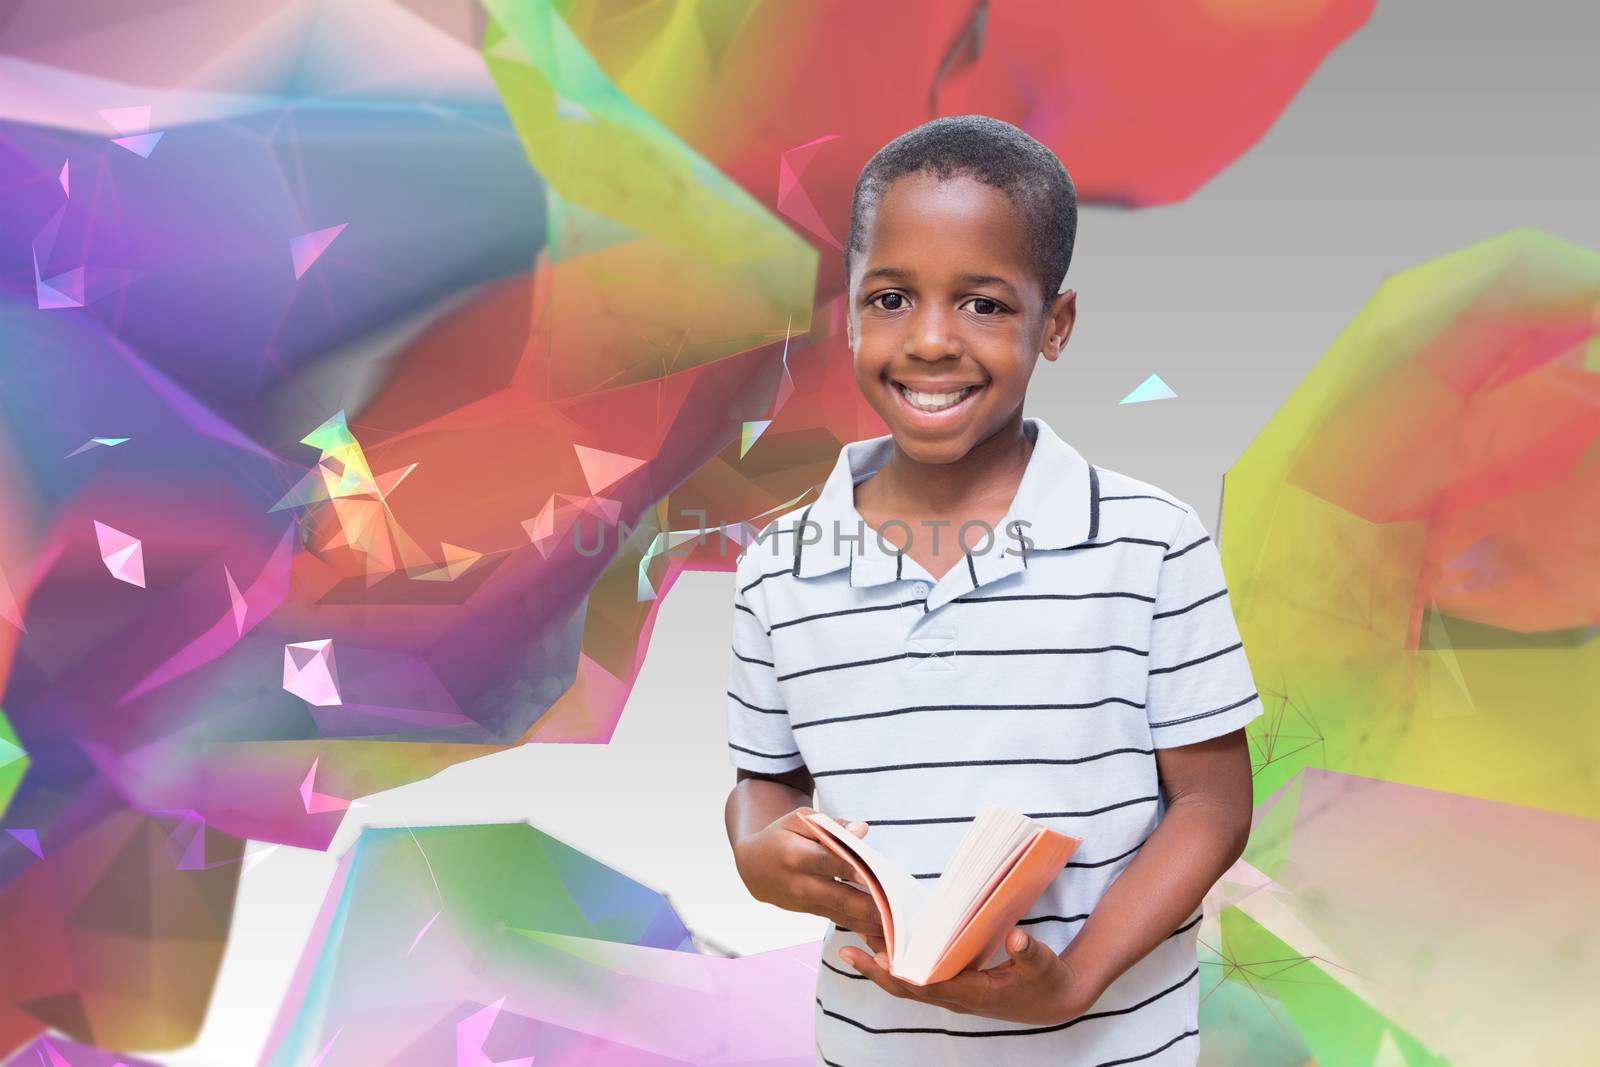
left=1017, top=535, right=1171, bottom=559
left=1100, top=492, right=1184, bottom=512
left=1066, top=839, right=1146, bottom=869
left=777, top=650, right=908, bottom=680
left=859, top=794, right=1157, bottom=827
left=1148, top=640, right=1242, bottom=676
left=959, top=590, right=1156, bottom=606
left=792, top=503, right=814, bottom=576
left=1071, top=535, right=1169, bottom=553
left=1162, top=534, right=1208, bottom=561
left=777, top=644, right=1149, bottom=682
left=810, top=747, right=1154, bottom=780
left=793, top=695, right=1146, bottom=732
left=1151, top=587, right=1226, bottom=619
left=770, top=598, right=923, bottom=631
left=1093, top=1029, right=1199, bottom=1066
left=815, top=965, right=1197, bottom=1038
left=726, top=691, right=785, bottom=715
left=910, top=833, right=1150, bottom=879
left=728, top=741, right=799, bottom=760
left=1149, top=691, right=1258, bottom=729
left=820, top=957, right=869, bottom=981
left=731, top=648, right=774, bottom=668
left=740, top=569, right=791, bottom=595
left=1017, top=911, right=1089, bottom=927
left=1086, top=464, right=1100, bottom=541
left=1171, top=910, right=1202, bottom=938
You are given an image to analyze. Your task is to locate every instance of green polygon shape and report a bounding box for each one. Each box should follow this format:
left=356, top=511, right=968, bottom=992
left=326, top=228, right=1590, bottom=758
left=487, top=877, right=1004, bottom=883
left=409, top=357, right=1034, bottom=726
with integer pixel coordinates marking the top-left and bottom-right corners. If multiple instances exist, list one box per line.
left=0, top=706, right=28, bottom=819
left=1219, top=906, right=1450, bottom=1066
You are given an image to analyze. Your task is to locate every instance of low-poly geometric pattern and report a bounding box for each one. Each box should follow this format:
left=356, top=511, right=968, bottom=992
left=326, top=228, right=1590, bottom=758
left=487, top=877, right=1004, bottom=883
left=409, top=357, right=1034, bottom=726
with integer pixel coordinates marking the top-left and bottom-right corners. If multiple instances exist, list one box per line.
left=0, top=0, right=1370, bottom=1056
left=0, top=808, right=242, bottom=1050
left=0, top=708, right=24, bottom=819
left=260, top=823, right=820, bottom=1066
left=1223, top=227, right=1600, bottom=816
left=1212, top=227, right=1600, bottom=1063
left=0, top=1033, right=159, bottom=1067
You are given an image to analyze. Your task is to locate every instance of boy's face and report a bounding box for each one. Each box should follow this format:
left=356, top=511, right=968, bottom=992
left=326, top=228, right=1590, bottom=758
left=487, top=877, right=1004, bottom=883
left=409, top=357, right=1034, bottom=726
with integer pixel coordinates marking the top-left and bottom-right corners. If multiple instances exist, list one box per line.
left=846, top=171, right=1077, bottom=467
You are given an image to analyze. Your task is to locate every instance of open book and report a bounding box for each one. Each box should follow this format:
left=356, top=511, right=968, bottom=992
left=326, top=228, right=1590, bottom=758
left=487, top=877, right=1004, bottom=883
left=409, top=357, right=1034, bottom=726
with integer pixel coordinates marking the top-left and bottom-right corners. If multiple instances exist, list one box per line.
left=799, top=802, right=1082, bottom=986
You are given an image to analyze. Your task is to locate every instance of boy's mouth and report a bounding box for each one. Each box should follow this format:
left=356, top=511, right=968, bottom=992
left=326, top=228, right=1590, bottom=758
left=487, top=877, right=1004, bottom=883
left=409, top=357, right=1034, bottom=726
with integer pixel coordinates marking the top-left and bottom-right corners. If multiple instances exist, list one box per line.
left=891, top=380, right=986, bottom=420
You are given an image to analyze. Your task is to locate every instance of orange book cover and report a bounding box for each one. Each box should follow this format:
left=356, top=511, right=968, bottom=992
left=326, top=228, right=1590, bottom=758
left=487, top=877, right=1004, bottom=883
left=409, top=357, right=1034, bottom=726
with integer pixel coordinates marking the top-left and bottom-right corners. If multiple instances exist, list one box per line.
left=923, top=827, right=1080, bottom=984
left=798, top=811, right=1081, bottom=986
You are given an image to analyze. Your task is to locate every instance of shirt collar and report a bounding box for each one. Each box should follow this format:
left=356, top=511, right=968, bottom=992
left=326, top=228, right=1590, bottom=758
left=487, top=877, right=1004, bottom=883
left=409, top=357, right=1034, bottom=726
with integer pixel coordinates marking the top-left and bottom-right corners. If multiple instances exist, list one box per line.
left=790, top=415, right=1099, bottom=592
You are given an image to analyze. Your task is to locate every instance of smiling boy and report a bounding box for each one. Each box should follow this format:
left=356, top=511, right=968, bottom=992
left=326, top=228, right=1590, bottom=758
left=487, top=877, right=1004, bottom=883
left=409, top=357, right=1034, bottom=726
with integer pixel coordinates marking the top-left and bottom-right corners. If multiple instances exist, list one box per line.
left=724, top=115, right=1262, bottom=1066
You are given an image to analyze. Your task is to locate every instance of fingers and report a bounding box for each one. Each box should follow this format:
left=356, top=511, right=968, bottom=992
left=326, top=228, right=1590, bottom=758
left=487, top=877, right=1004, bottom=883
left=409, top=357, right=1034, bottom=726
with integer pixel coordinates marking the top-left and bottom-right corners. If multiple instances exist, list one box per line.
left=785, top=809, right=867, bottom=861
left=813, top=881, right=886, bottom=938
left=840, top=949, right=970, bottom=1012
left=839, top=948, right=986, bottom=1016
left=855, top=930, right=887, bottom=954
left=788, top=835, right=867, bottom=885
left=782, top=810, right=881, bottom=911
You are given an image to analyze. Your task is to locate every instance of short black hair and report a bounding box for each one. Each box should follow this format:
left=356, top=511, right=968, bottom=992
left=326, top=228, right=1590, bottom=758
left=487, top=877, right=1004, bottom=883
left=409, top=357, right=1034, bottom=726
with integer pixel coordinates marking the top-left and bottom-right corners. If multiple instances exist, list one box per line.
left=844, top=114, right=1077, bottom=308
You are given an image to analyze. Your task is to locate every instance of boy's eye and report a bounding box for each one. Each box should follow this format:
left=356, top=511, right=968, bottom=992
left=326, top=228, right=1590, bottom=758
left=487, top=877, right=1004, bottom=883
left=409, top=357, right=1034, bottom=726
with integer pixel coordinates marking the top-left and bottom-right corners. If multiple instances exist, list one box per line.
left=868, top=293, right=1006, bottom=315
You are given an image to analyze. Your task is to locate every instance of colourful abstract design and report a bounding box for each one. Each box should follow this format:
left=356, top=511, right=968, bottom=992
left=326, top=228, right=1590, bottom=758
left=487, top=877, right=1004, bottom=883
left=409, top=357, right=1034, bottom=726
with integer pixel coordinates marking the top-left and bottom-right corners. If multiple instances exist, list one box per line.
left=0, top=809, right=243, bottom=1049
left=0, top=0, right=1370, bottom=1058
left=260, top=823, right=820, bottom=1066
left=1213, top=227, right=1600, bottom=1064
left=1, top=1033, right=160, bottom=1067
left=0, top=708, right=25, bottom=818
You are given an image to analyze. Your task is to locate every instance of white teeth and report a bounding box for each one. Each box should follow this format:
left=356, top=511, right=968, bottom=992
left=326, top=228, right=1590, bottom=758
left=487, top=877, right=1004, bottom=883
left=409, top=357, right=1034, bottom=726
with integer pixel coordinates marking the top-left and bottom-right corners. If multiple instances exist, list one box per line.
left=899, top=384, right=976, bottom=412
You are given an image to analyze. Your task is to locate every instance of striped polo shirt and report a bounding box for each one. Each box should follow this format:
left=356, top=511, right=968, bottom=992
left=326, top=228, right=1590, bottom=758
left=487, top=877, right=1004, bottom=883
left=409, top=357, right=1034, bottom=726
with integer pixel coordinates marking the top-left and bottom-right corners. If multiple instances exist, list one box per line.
left=725, top=415, right=1264, bottom=1067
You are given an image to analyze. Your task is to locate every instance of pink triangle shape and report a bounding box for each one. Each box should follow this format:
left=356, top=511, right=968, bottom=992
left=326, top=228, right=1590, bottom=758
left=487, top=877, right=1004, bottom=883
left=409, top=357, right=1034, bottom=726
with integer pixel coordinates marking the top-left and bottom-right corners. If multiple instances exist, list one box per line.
left=0, top=564, right=21, bottom=631
left=93, top=520, right=145, bottom=587
left=111, top=132, right=163, bottom=158
left=573, top=444, right=645, bottom=493
left=291, top=224, right=348, bottom=280
left=36, top=267, right=86, bottom=309
left=98, top=105, right=151, bottom=135
left=6, top=828, right=42, bottom=859
left=224, top=564, right=247, bottom=634
left=778, top=135, right=843, bottom=251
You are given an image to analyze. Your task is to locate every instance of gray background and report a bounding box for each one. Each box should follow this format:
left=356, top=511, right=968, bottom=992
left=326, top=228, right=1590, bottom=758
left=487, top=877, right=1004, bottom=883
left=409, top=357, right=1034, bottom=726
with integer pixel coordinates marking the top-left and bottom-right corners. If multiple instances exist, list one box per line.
left=164, top=3, right=1600, bottom=1063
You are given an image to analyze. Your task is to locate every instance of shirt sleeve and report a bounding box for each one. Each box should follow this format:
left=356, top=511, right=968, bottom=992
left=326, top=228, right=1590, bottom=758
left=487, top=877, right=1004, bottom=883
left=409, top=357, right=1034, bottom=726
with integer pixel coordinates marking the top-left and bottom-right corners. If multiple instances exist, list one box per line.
left=725, top=548, right=805, bottom=773
left=1145, top=505, right=1265, bottom=749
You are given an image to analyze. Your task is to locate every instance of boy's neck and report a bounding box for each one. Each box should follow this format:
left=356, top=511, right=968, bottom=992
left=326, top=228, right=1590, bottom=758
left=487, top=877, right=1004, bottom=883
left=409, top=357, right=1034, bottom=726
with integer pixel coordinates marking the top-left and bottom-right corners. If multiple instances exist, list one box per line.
left=867, top=413, right=1034, bottom=517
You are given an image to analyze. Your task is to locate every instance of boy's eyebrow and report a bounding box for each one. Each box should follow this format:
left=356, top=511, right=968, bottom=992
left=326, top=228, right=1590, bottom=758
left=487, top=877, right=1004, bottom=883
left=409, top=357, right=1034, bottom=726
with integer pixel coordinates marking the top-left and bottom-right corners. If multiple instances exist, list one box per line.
left=957, top=272, right=1020, bottom=296
left=861, top=266, right=1020, bottom=297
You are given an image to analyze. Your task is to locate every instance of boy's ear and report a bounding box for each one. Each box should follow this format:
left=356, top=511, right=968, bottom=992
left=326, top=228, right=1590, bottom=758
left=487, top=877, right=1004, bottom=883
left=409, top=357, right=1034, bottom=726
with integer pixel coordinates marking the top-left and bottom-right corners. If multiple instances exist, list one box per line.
left=1042, top=288, right=1077, bottom=358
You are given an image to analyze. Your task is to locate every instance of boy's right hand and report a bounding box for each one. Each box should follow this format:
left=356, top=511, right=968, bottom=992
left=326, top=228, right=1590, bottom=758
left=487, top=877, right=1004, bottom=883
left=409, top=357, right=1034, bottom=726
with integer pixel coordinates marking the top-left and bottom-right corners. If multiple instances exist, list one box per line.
left=733, top=806, right=888, bottom=955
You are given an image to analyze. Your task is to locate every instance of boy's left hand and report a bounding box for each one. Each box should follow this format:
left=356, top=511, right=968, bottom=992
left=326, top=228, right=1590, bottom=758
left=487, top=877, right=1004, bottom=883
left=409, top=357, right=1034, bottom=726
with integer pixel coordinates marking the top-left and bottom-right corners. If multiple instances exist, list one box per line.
left=841, top=928, right=1095, bottom=1025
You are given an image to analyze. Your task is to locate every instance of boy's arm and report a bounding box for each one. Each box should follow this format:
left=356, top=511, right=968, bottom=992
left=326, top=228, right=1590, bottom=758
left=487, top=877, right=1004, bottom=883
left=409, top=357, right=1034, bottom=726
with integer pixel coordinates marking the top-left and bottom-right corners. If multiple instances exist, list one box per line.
left=719, top=536, right=884, bottom=949
left=1054, top=732, right=1252, bottom=1010
left=1056, top=503, right=1263, bottom=1014
left=723, top=538, right=814, bottom=857
left=725, top=766, right=814, bottom=851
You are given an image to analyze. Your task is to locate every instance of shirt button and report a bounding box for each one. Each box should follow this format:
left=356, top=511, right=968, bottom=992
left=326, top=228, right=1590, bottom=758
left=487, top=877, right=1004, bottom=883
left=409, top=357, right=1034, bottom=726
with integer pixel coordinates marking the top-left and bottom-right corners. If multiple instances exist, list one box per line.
left=912, top=582, right=929, bottom=597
